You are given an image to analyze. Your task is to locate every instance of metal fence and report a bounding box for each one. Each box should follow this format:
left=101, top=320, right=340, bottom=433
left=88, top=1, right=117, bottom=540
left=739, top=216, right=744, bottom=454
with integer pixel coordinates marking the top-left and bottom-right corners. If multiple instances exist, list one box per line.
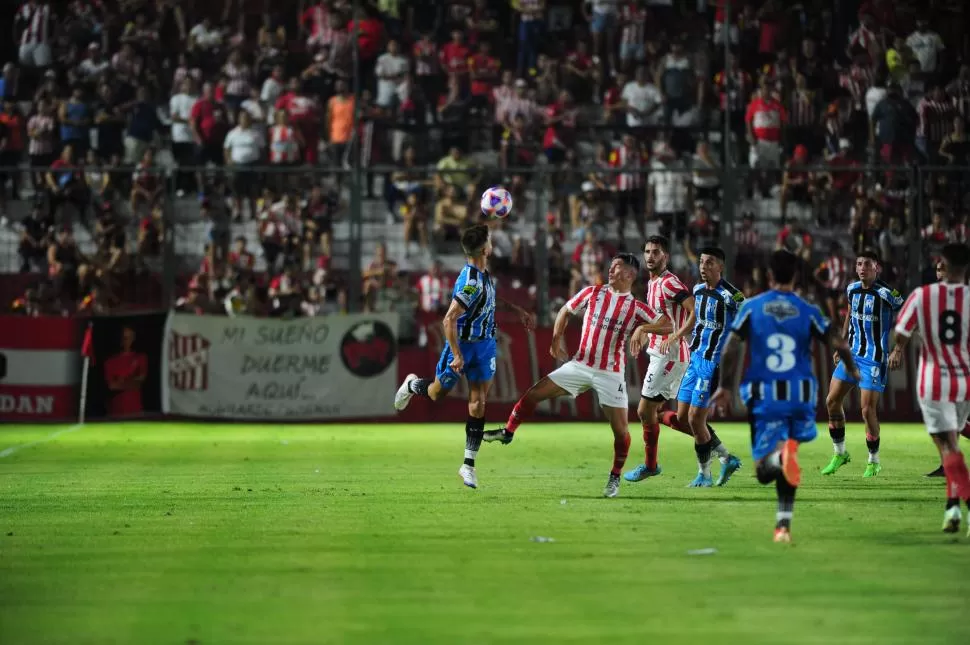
left=0, top=159, right=964, bottom=320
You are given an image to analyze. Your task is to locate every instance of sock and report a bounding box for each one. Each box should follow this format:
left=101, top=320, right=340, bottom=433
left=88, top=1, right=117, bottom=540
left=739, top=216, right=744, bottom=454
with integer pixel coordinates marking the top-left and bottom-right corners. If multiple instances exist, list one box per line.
left=694, top=439, right=713, bottom=478
left=408, top=377, right=432, bottom=398
left=828, top=418, right=846, bottom=455
left=612, top=432, right=631, bottom=477
left=775, top=476, right=797, bottom=530
left=756, top=452, right=781, bottom=484
left=865, top=432, right=880, bottom=464
left=942, top=452, right=970, bottom=500
left=961, top=424, right=970, bottom=441
left=946, top=497, right=960, bottom=510
left=643, top=422, right=660, bottom=470
left=708, top=427, right=730, bottom=464
left=463, top=416, right=485, bottom=467
left=506, top=397, right=536, bottom=434
left=661, top=411, right=692, bottom=436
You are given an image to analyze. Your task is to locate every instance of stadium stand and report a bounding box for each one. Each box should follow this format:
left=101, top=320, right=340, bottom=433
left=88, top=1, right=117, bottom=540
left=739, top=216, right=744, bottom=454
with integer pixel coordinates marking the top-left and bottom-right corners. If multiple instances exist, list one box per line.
left=0, top=0, right=968, bottom=321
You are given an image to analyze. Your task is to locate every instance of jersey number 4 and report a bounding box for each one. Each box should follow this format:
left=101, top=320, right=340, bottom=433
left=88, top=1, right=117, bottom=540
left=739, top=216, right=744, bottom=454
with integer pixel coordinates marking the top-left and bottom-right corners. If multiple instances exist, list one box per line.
left=766, top=333, right=797, bottom=373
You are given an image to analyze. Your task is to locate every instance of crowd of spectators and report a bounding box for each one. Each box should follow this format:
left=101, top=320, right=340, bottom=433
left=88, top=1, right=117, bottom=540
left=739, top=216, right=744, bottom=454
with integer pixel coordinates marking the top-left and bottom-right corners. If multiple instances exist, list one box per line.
left=1, top=0, right=969, bottom=322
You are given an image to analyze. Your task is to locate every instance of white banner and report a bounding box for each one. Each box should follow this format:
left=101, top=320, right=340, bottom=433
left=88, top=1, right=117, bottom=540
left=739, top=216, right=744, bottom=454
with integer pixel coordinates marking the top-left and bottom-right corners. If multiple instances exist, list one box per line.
left=161, top=313, right=399, bottom=419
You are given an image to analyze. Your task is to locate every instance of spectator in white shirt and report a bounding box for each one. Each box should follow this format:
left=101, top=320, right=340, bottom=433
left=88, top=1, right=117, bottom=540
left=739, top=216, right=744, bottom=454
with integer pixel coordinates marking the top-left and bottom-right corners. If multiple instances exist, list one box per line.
left=906, top=19, right=945, bottom=76
left=189, top=17, right=223, bottom=54
left=375, top=39, right=409, bottom=108
left=621, top=65, right=662, bottom=127
left=169, top=78, right=199, bottom=196
left=240, top=86, right=267, bottom=137
left=260, top=65, right=285, bottom=125
left=223, top=110, right=265, bottom=220
left=77, top=43, right=109, bottom=81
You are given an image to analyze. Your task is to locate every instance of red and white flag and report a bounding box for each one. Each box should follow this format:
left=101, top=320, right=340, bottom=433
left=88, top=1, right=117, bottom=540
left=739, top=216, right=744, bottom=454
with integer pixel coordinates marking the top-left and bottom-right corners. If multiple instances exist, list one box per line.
left=0, top=316, right=80, bottom=420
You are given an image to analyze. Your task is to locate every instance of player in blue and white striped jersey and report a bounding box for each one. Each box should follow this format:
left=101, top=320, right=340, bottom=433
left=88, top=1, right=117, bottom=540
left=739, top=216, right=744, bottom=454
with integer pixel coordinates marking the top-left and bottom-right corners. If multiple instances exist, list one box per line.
left=822, top=249, right=905, bottom=478
left=393, top=224, right=535, bottom=489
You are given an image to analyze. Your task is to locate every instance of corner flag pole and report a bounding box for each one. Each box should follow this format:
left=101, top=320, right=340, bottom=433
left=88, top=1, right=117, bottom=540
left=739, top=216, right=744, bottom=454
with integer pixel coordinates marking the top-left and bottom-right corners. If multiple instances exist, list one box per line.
left=78, top=322, right=94, bottom=425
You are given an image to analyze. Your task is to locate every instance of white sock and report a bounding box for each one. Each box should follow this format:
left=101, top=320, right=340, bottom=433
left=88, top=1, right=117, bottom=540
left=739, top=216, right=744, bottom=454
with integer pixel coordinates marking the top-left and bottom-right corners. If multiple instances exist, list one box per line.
left=766, top=451, right=782, bottom=471
left=833, top=441, right=846, bottom=456
left=713, top=443, right=730, bottom=464
left=699, top=459, right=712, bottom=478
left=868, top=452, right=879, bottom=464
left=464, top=449, right=478, bottom=463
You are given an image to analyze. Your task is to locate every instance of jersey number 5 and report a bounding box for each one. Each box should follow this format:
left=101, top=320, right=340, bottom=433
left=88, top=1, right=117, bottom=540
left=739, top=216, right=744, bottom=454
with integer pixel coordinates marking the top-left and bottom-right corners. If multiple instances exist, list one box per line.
left=940, top=310, right=962, bottom=346
left=766, top=333, right=797, bottom=372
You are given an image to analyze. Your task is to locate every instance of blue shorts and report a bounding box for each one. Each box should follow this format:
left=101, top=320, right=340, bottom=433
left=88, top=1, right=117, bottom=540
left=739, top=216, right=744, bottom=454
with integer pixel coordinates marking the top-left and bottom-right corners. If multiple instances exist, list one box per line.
left=749, top=400, right=818, bottom=461
left=676, top=355, right=720, bottom=408
left=833, top=356, right=887, bottom=393
left=435, top=338, right=497, bottom=389
left=590, top=11, right=616, bottom=34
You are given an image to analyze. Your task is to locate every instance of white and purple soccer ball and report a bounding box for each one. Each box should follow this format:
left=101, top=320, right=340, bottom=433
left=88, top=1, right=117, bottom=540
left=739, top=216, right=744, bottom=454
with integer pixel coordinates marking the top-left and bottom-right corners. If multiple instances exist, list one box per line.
left=480, top=186, right=513, bottom=218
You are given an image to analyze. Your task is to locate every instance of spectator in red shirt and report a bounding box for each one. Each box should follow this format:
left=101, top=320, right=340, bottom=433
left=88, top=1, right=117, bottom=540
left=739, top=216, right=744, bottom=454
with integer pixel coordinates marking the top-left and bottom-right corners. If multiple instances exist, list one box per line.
left=468, top=41, right=499, bottom=113
left=104, top=326, right=148, bottom=418
left=745, top=77, right=787, bottom=195
left=440, top=29, right=470, bottom=85
left=543, top=90, right=576, bottom=164
left=190, top=82, right=229, bottom=187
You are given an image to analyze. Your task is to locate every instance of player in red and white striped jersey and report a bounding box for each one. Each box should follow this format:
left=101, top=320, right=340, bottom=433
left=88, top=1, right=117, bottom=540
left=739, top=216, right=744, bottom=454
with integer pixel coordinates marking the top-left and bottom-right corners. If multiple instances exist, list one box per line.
left=921, top=259, right=970, bottom=478
left=623, top=235, right=696, bottom=480
left=17, top=0, right=52, bottom=68
left=893, top=244, right=970, bottom=534
left=484, top=254, right=672, bottom=498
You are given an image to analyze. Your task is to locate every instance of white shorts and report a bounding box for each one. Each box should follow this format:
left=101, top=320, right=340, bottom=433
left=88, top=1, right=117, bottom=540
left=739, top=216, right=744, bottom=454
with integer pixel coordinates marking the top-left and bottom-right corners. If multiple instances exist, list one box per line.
left=19, top=43, right=51, bottom=68
left=748, top=140, right=782, bottom=169
left=549, top=360, right=628, bottom=409
left=918, top=399, right=970, bottom=436
left=640, top=357, right=688, bottom=401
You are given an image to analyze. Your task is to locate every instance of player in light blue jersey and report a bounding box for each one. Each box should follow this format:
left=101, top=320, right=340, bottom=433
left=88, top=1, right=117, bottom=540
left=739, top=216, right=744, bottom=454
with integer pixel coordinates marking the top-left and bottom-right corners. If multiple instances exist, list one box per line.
left=393, top=224, right=535, bottom=489
left=669, top=247, right=744, bottom=488
left=712, top=251, right=859, bottom=543
left=821, top=249, right=905, bottom=478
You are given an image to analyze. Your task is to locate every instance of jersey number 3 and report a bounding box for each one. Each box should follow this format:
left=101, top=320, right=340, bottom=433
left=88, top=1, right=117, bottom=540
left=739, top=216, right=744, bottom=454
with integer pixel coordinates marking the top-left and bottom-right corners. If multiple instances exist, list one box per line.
left=940, top=310, right=962, bottom=346
left=766, top=333, right=797, bottom=372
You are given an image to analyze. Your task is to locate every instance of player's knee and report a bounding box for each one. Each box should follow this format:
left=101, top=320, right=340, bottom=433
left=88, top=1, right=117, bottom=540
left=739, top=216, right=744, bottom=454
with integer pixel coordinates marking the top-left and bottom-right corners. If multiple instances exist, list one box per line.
left=686, top=408, right=705, bottom=431
left=467, top=400, right=485, bottom=418
left=637, top=399, right=655, bottom=422
left=755, top=460, right=776, bottom=484
left=825, top=392, right=841, bottom=412
left=860, top=400, right=878, bottom=420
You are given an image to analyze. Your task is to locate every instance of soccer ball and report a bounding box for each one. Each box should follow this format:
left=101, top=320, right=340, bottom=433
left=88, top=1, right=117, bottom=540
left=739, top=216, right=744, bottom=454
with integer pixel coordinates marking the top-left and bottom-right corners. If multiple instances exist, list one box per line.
left=480, top=186, right=513, bottom=218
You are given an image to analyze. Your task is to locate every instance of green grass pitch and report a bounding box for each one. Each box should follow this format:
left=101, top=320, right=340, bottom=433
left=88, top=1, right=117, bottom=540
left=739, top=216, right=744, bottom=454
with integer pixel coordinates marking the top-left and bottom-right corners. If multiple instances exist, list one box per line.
left=1, top=422, right=968, bottom=645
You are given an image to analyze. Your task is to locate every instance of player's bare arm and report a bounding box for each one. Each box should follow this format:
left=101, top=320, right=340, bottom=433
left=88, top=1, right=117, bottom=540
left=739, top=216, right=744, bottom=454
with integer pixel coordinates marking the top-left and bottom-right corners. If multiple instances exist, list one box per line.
left=550, top=304, right=573, bottom=361
left=827, top=324, right=860, bottom=380
left=498, top=295, right=537, bottom=330
left=833, top=307, right=850, bottom=365
left=630, top=315, right=674, bottom=355
left=710, top=331, right=744, bottom=415
left=442, top=300, right=465, bottom=372
left=660, top=296, right=695, bottom=355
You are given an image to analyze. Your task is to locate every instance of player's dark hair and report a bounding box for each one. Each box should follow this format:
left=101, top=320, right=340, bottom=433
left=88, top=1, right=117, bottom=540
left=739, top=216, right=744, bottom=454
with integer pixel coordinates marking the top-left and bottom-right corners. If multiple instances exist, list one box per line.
left=941, top=243, right=970, bottom=271
left=614, top=253, right=641, bottom=274
left=769, top=250, right=800, bottom=285
left=857, top=248, right=881, bottom=264
left=699, top=246, right=725, bottom=262
left=644, top=235, right=670, bottom=254
left=461, top=224, right=490, bottom=256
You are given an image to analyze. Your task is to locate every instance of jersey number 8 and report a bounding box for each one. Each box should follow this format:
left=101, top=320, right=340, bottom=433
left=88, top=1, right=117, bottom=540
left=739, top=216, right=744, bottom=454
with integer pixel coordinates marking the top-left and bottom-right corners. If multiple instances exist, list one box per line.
left=940, top=310, right=962, bottom=346
left=766, top=333, right=797, bottom=373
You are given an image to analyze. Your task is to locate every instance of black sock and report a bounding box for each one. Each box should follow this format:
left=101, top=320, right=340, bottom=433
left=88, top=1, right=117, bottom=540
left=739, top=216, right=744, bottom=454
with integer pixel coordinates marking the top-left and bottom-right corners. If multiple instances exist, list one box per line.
left=464, top=416, right=485, bottom=467
left=694, top=439, right=713, bottom=469
left=708, top=427, right=722, bottom=450
left=828, top=423, right=846, bottom=444
left=409, top=378, right=432, bottom=397
left=866, top=437, right=880, bottom=455
left=776, top=477, right=797, bottom=529
left=946, top=498, right=960, bottom=510
left=756, top=460, right=780, bottom=485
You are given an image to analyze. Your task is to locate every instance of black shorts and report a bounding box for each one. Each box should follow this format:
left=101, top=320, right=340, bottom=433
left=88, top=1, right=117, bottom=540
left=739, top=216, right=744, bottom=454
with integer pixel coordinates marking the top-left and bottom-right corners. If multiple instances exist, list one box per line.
left=196, top=143, right=224, bottom=166
left=232, top=165, right=260, bottom=197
